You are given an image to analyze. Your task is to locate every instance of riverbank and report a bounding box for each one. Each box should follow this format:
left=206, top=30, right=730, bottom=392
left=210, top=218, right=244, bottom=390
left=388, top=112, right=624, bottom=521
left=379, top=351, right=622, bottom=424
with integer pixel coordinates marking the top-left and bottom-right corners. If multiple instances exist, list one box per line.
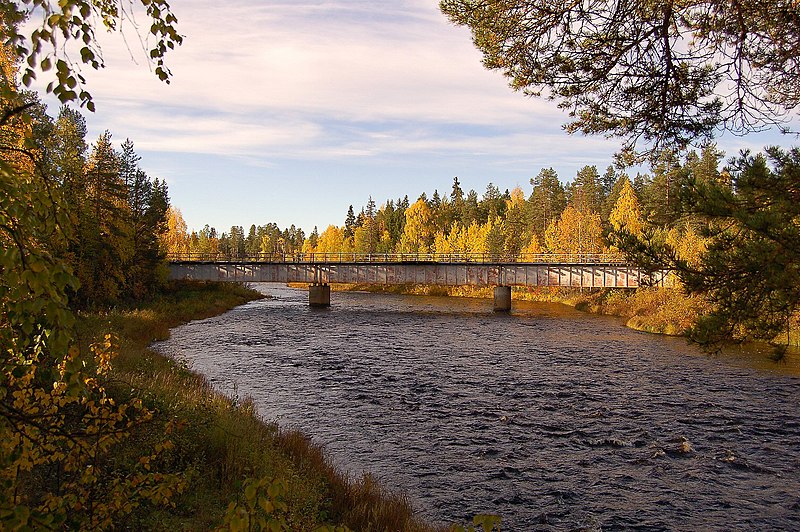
left=78, top=280, right=432, bottom=530
left=325, top=283, right=800, bottom=354
left=168, top=282, right=800, bottom=529
left=294, top=282, right=708, bottom=337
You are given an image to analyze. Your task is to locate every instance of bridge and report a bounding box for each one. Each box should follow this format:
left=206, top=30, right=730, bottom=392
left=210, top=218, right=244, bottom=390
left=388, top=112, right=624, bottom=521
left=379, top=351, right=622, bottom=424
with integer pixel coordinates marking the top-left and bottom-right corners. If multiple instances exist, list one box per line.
left=167, top=252, right=664, bottom=311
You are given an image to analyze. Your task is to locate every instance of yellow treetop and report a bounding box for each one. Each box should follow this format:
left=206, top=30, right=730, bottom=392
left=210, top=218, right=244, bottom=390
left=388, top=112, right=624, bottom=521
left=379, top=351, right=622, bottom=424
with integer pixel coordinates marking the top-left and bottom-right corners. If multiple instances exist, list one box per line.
left=521, top=234, right=542, bottom=255
left=315, top=225, right=346, bottom=254
left=544, top=205, right=604, bottom=254
left=506, top=186, right=526, bottom=210
left=162, top=207, right=190, bottom=255
left=398, top=199, right=434, bottom=253
left=666, top=222, right=707, bottom=268
left=609, top=178, right=644, bottom=236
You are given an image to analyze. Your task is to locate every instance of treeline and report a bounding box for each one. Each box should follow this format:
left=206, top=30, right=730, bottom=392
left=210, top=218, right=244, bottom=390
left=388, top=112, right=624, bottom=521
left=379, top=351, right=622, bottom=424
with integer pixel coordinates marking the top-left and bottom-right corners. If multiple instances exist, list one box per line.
left=163, top=212, right=306, bottom=257
left=2, top=86, right=170, bottom=310
left=167, top=146, right=722, bottom=264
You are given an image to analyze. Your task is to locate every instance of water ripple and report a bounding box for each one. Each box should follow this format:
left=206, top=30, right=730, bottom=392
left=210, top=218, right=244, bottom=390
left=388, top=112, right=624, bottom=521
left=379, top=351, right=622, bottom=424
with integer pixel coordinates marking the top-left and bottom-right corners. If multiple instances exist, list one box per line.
left=153, top=284, right=800, bottom=530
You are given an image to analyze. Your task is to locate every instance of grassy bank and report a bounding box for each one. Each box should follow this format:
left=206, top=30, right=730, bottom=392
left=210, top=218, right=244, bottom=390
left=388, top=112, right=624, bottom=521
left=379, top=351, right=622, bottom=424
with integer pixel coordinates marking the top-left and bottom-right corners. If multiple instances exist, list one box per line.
left=78, top=281, right=431, bottom=531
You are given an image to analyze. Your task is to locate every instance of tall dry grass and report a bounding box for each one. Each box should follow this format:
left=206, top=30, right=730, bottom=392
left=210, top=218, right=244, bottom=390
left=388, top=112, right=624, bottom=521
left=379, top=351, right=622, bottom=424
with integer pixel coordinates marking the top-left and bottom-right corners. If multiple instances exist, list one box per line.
left=77, top=281, right=435, bottom=530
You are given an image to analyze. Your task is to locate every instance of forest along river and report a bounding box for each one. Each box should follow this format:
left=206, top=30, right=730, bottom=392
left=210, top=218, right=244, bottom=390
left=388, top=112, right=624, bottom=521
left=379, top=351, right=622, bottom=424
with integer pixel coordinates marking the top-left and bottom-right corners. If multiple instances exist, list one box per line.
left=152, top=283, right=800, bottom=530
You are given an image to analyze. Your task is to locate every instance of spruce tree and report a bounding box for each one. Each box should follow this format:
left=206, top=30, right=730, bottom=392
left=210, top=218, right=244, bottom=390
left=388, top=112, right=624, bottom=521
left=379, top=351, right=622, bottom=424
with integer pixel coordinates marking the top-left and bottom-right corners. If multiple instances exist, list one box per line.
left=344, top=205, right=356, bottom=238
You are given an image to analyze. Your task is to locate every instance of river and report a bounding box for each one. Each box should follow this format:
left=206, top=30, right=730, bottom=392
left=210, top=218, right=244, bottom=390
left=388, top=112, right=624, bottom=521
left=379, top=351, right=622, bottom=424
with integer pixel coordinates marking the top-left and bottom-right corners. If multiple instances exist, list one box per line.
left=152, top=283, right=800, bottom=530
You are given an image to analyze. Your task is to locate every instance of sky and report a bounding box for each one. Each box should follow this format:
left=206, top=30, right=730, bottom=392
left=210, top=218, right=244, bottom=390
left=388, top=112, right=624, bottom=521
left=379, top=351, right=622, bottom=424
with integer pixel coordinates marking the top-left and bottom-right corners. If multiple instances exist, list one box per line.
left=31, top=0, right=799, bottom=235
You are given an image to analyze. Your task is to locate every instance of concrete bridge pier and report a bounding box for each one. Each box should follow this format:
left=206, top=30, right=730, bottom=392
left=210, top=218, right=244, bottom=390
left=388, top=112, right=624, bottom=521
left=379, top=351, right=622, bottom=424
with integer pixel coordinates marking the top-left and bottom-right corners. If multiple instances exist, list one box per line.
left=493, top=285, right=512, bottom=312
left=309, top=283, right=331, bottom=308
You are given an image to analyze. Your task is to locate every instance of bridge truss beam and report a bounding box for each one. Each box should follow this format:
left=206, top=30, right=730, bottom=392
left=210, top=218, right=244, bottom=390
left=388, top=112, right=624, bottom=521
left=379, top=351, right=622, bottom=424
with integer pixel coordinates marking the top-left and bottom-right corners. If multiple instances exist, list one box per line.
left=169, top=261, right=665, bottom=289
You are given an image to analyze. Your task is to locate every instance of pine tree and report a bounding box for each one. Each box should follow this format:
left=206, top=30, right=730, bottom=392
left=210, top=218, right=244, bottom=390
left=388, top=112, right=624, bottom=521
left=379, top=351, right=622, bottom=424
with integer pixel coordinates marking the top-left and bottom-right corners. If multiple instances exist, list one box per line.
left=528, top=168, right=566, bottom=241
left=600, top=165, right=617, bottom=200
left=503, top=187, right=527, bottom=258
left=119, top=140, right=169, bottom=299
left=229, top=225, right=245, bottom=257
left=451, top=176, right=464, bottom=204
left=462, top=190, right=480, bottom=226
left=569, top=165, right=603, bottom=214
left=440, top=0, right=800, bottom=158
left=302, top=226, right=320, bottom=254
left=450, top=176, right=466, bottom=226
left=364, top=196, right=378, bottom=252
left=485, top=217, right=505, bottom=258
left=344, top=205, right=356, bottom=238
left=430, top=189, right=440, bottom=208
left=197, top=225, right=220, bottom=255
left=49, top=107, right=88, bottom=208
left=287, top=225, right=305, bottom=253
left=481, top=182, right=504, bottom=219
left=640, top=150, right=685, bottom=226
left=365, top=196, right=376, bottom=219
left=245, top=224, right=258, bottom=255
left=75, top=131, right=130, bottom=307
left=685, top=144, right=724, bottom=185
left=678, top=148, right=800, bottom=346
left=620, top=147, right=800, bottom=348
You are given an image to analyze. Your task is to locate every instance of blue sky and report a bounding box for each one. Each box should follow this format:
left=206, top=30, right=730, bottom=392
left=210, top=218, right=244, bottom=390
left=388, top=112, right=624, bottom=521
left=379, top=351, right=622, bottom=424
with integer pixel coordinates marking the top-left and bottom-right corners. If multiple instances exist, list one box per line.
left=33, top=0, right=798, bottom=235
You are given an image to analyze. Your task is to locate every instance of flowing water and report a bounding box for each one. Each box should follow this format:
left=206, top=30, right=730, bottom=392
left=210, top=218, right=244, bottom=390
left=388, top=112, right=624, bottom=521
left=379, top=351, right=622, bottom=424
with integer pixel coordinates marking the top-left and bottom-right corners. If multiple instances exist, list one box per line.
left=152, top=284, right=800, bottom=530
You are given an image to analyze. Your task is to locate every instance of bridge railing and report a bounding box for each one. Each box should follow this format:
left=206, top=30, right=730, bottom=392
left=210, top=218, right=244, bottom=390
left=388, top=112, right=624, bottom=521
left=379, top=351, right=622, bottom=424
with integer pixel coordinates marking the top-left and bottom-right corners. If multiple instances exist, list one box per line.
left=166, top=252, right=629, bottom=264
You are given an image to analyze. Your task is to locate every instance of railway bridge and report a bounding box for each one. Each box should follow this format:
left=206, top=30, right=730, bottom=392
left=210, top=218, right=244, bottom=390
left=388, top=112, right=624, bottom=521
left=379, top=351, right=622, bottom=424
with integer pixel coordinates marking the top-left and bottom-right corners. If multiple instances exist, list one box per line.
left=167, top=252, right=664, bottom=311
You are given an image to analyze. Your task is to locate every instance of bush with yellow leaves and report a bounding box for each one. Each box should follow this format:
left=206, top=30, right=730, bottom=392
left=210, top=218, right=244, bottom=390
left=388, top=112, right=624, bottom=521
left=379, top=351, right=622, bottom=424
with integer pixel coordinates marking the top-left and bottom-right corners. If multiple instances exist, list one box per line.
left=1, top=162, right=185, bottom=529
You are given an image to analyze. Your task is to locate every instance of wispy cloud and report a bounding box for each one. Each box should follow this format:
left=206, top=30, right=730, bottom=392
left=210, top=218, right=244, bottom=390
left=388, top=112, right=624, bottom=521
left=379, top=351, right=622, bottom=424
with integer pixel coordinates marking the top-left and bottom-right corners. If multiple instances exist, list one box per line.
left=71, top=0, right=564, bottom=156
left=29, top=0, right=795, bottom=232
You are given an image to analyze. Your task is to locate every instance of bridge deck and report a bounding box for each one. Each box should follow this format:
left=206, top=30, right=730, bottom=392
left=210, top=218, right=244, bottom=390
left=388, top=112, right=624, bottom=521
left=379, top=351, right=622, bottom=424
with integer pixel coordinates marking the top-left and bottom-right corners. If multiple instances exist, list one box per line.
left=168, top=261, right=664, bottom=289
left=167, top=252, right=626, bottom=264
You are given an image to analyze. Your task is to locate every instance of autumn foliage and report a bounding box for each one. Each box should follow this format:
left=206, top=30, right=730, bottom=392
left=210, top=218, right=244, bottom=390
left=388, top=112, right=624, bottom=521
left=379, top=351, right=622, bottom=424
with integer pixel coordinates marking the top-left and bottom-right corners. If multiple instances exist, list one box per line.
left=166, top=168, right=657, bottom=261
left=1, top=6, right=183, bottom=527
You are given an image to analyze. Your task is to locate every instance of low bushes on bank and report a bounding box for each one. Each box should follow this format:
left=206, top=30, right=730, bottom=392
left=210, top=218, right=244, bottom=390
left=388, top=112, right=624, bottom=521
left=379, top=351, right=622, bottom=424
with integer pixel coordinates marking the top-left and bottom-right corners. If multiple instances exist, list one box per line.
left=326, top=282, right=706, bottom=338
left=569, top=287, right=709, bottom=336
left=76, top=281, right=431, bottom=531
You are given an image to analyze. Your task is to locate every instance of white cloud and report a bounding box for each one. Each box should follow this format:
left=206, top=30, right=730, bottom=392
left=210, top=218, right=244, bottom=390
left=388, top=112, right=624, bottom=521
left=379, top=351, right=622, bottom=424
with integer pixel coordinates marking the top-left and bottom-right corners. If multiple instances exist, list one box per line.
left=35, top=0, right=793, bottom=231
left=97, top=102, right=323, bottom=156
left=60, top=0, right=564, bottom=160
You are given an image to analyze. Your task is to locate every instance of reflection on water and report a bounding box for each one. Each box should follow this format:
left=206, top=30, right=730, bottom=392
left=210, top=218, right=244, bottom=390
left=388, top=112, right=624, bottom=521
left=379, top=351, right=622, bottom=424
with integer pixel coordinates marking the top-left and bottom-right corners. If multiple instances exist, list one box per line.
left=153, top=284, right=800, bottom=530
left=715, top=342, right=800, bottom=375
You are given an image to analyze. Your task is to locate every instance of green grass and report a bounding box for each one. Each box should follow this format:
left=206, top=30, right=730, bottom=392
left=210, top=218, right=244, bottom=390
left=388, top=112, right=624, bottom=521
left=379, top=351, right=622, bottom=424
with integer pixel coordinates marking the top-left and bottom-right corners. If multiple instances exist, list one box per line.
left=77, top=281, right=433, bottom=531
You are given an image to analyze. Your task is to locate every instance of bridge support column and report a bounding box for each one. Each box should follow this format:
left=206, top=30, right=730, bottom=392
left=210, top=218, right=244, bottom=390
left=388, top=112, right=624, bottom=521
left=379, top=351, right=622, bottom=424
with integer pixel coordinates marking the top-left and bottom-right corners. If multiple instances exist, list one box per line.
left=309, top=283, right=331, bottom=308
left=493, top=285, right=512, bottom=312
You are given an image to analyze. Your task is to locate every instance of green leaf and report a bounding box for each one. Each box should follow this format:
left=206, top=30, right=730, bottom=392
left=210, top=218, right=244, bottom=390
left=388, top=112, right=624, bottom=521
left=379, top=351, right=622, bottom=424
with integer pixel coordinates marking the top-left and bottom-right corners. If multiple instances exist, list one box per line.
left=80, top=47, right=94, bottom=63
left=244, top=483, right=257, bottom=502
left=258, top=496, right=274, bottom=514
